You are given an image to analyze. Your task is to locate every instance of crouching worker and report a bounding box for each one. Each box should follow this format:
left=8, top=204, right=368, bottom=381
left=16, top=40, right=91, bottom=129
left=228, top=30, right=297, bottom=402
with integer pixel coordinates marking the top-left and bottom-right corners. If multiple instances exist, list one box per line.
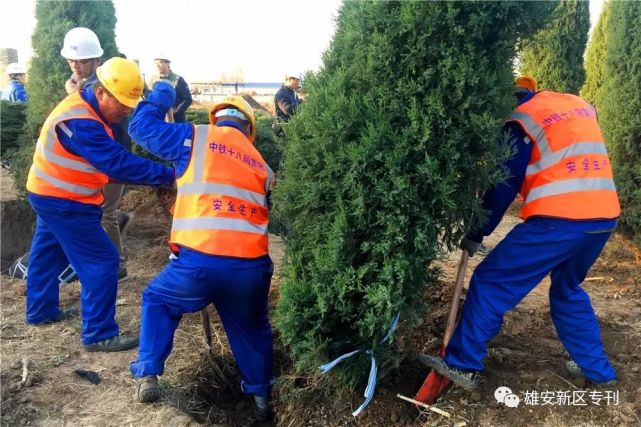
left=25, top=58, right=176, bottom=351
left=420, top=76, right=620, bottom=390
left=128, top=81, right=276, bottom=422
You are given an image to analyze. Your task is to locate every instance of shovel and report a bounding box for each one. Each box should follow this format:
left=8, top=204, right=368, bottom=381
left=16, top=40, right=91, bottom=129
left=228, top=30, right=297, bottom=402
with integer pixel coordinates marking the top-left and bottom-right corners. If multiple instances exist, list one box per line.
left=415, top=250, right=469, bottom=404
left=200, top=305, right=235, bottom=389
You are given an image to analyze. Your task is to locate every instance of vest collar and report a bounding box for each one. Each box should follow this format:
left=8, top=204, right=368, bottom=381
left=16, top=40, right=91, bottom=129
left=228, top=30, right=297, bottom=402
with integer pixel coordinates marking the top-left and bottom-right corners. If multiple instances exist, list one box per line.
left=216, top=120, right=250, bottom=138
left=80, top=86, right=111, bottom=125
left=517, top=91, right=536, bottom=106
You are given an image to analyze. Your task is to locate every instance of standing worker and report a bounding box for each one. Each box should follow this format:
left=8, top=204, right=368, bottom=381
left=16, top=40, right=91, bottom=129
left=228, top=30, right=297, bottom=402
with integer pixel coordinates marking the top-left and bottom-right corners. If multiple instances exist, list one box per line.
left=272, top=73, right=303, bottom=174
left=128, top=81, right=276, bottom=422
left=274, top=73, right=302, bottom=123
left=25, top=57, right=176, bottom=352
left=147, top=53, right=192, bottom=123
left=61, top=26, right=133, bottom=281
left=1, top=63, right=28, bottom=102
left=420, top=76, right=620, bottom=390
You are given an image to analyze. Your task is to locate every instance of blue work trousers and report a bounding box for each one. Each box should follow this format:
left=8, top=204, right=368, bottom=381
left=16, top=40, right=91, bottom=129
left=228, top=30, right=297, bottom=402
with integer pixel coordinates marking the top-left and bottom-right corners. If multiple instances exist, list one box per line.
left=444, top=218, right=617, bottom=383
left=26, top=194, right=120, bottom=344
left=130, top=250, right=274, bottom=397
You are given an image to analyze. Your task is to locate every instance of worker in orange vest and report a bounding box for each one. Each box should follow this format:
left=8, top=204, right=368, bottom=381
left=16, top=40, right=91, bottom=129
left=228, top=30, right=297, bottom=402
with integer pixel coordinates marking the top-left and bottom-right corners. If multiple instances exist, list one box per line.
left=128, top=81, right=276, bottom=422
left=25, top=58, right=175, bottom=351
left=420, top=76, right=620, bottom=390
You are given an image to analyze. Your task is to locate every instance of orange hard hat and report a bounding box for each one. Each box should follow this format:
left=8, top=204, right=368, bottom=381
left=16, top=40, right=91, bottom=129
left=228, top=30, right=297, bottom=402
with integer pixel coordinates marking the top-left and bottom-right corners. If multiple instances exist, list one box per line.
left=515, top=75, right=538, bottom=92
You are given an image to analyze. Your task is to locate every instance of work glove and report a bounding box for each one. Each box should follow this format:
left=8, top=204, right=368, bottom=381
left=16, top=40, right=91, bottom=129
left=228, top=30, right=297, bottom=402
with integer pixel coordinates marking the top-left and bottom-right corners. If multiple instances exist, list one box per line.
left=266, top=190, right=273, bottom=210
left=149, top=80, right=176, bottom=111
left=460, top=236, right=482, bottom=257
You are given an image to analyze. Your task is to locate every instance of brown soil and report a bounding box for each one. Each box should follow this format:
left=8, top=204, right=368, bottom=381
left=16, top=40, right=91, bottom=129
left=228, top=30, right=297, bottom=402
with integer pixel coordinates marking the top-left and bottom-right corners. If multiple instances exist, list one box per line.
left=0, top=169, right=34, bottom=271
left=1, top=186, right=640, bottom=426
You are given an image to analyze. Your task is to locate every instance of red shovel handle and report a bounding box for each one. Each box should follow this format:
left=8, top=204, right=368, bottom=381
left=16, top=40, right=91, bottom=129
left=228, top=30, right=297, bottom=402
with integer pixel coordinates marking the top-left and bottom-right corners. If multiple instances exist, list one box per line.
left=415, top=250, right=469, bottom=404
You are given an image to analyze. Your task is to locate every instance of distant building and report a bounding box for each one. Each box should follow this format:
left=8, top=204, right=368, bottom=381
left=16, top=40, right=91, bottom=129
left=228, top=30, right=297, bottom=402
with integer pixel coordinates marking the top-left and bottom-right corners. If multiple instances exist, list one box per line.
left=191, top=81, right=281, bottom=105
left=0, top=48, right=19, bottom=67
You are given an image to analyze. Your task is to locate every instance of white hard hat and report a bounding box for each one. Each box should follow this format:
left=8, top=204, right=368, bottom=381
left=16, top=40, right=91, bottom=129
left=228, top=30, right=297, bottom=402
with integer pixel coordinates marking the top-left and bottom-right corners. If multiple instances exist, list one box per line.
left=60, top=27, right=104, bottom=60
left=6, top=63, right=26, bottom=75
left=154, top=53, right=171, bottom=62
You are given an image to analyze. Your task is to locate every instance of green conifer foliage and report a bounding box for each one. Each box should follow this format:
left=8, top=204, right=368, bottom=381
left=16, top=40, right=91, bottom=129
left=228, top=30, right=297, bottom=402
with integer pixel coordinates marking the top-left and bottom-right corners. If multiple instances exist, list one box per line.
left=599, top=1, right=641, bottom=247
left=580, top=1, right=611, bottom=107
left=273, top=1, right=548, bottom=384
left=1, top=101, right=27, bottom=156
left=520, top=0, right=590, bottom=94
left=26, top=1, right=119, bottom=137
left=11, top=1, right=119, bottom=194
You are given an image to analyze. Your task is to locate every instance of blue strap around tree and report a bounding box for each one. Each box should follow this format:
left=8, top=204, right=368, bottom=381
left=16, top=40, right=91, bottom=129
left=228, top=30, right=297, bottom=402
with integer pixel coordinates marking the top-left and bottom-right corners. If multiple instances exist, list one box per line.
left=319, top=312, right=400, bottom=416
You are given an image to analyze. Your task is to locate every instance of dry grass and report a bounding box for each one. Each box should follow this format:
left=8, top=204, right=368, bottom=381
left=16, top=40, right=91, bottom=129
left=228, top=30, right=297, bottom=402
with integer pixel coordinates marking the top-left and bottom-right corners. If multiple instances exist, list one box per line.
left=1, top=191, right=639, bottom=426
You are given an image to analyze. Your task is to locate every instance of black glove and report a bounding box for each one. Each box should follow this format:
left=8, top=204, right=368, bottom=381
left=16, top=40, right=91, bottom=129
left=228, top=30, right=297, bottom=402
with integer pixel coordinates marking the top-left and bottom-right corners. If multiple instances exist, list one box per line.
left=460, top=236, right=482, bottom=257
left=266, top=190, right=273, bottom=210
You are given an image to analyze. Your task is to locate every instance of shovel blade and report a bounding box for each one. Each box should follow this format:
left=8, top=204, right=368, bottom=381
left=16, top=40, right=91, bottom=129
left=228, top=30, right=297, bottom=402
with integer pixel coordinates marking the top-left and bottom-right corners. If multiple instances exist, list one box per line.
left=415, top=370, right=451, bottom=404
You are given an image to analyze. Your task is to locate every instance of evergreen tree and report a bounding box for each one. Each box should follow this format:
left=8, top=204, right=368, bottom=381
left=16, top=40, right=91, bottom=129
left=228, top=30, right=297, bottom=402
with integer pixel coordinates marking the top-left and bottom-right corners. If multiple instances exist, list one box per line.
left=26, top=1, right=119, bottom=137
left=599, top=1, right=641, bottom=247
left=520, top=0, right=590, bottom=94
left=1, top=101, right=27, bottom=156
left=11, top=1, right=119, bottom=195
left=580, top=1, right=612, bottom=107
left=274, top=1, right=549, bottom=384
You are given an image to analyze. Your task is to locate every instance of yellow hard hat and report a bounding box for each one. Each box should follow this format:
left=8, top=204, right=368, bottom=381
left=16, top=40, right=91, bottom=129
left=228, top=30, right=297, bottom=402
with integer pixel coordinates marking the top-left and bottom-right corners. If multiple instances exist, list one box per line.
left=515, top=75, right=538, bottom=92
left=209, top=96, right=256, bottom=143
left=96, top=57, right=144, bottom=108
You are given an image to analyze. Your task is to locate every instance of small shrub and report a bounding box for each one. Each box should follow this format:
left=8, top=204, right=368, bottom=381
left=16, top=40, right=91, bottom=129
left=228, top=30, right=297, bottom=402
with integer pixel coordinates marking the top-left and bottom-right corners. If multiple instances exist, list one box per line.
left=1, top=101, right=27, bottom=156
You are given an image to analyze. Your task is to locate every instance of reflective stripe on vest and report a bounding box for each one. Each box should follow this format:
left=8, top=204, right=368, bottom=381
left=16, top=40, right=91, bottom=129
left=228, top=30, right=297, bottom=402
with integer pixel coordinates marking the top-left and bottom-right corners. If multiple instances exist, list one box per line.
left=191, top=125, right=209, bottom=182
left=26, top=92, right=110, bottom=205
left=170, top=125, right=270, bottom=258
left=509, top=111, right=551, bottom=154
left=172, top=217, right=268, bottom=234
left=179, top=182, right=267, bottom=205
left=39, top=111, right=100, bottom=173
left=526, top=141, right=608, bottom=175
left=525, top=178, right=617, bottom=203
left=507, top=91, right=620, bottom=220
left=31, top=165, right=101, bottom=195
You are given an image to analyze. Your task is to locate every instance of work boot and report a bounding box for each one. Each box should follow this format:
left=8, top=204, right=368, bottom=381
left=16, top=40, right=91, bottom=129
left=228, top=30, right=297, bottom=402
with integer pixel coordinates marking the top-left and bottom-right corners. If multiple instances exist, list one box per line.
left=418, top=354, right=479, bottom=391
left=39, top=308, right=79, bottom=324
left=135, top=375, right=161, bottom=403
left=478, top=244, right=491, bottom=255
left=83, top=335, right=138, bottom=352
left=117, top=267, right=128, bottom=283
left=253, top=395, right=274, bottom=422
left=566, top=361, right=617, bottom=386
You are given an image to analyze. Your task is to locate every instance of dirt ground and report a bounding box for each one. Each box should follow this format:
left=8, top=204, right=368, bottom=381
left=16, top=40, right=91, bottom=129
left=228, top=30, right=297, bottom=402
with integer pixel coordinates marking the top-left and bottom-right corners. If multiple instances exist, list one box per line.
left=1, top=184, right=640, bottom=426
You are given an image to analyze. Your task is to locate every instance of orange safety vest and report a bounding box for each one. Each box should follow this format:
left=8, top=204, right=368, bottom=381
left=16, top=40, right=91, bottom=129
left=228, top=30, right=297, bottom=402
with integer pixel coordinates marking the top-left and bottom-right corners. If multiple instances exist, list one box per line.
left=507, top=91, right=620, bottom=221
left=26, top=92, right=111, bottom=205
left=170, top=125, right=275, bottom=258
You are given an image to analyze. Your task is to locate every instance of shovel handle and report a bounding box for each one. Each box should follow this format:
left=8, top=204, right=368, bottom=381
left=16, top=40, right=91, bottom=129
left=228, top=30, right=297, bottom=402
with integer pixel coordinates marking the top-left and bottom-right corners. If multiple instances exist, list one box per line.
left=200, top=307, right=213, bottom=350
left=442, top=250, right=469, bottom=347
